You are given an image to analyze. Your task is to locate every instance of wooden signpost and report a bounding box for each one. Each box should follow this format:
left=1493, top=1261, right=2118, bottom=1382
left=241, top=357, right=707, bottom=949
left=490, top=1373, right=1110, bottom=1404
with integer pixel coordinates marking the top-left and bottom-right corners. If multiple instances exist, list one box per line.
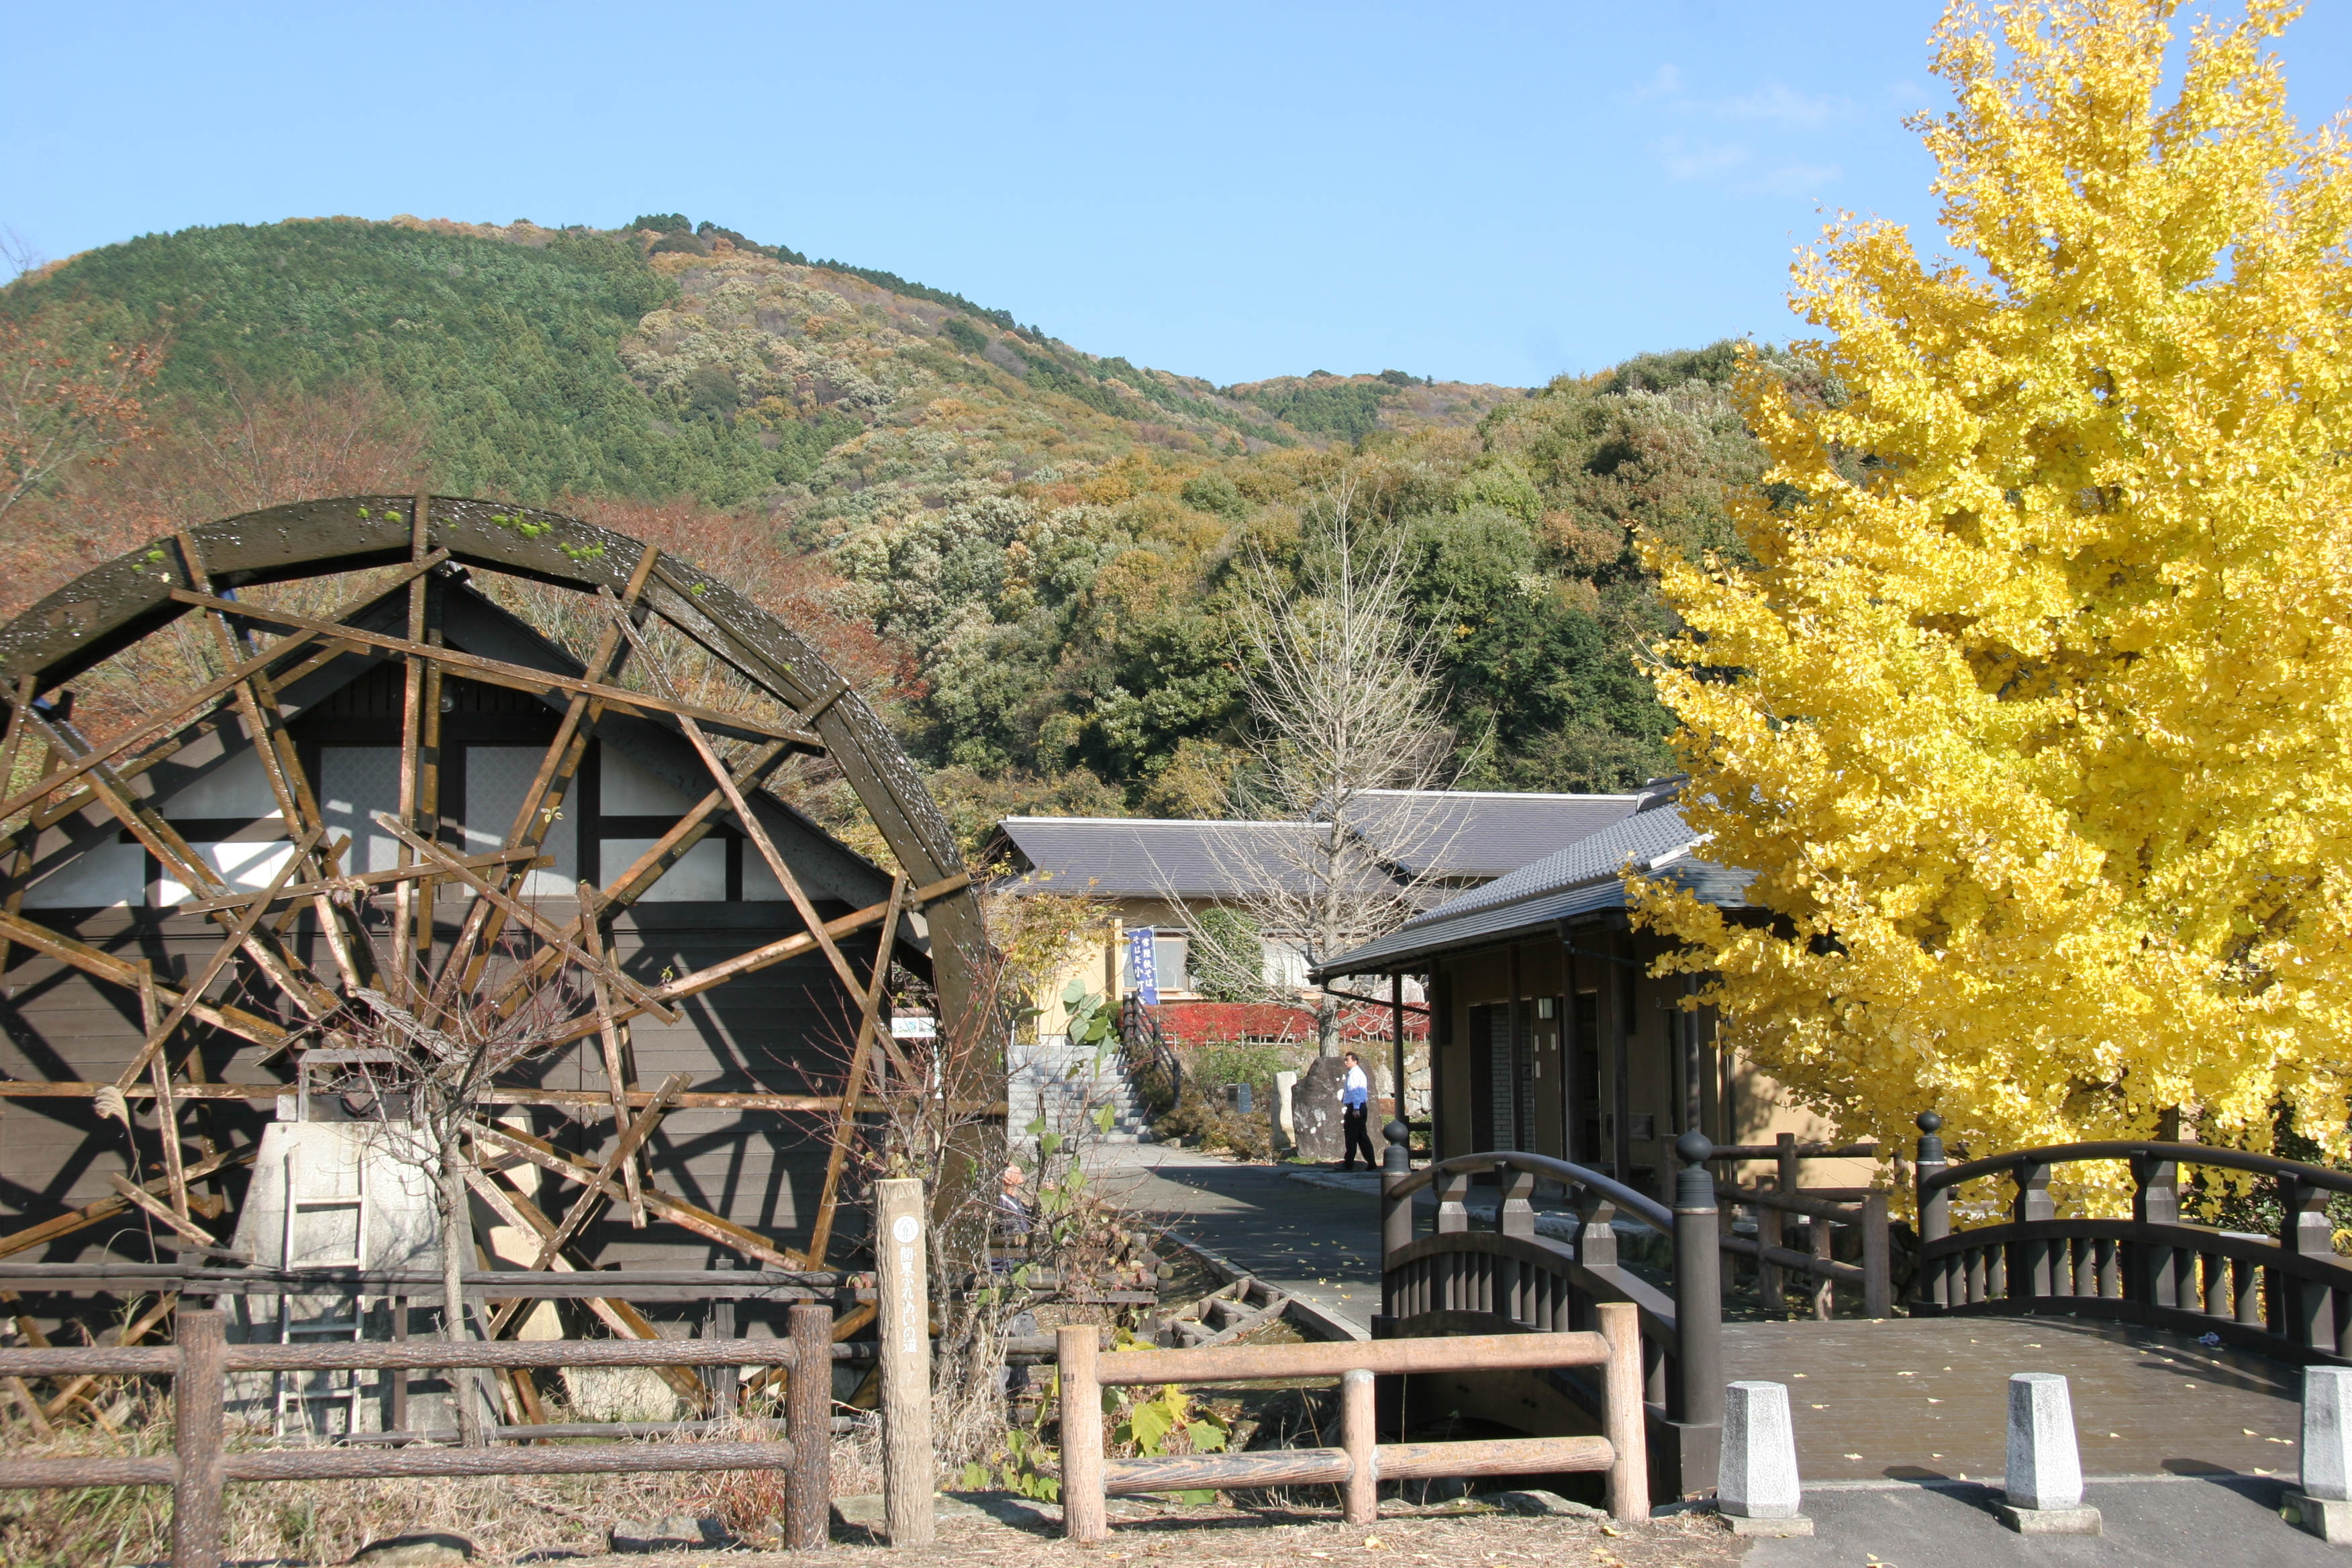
left=875, top=1177, right=934, bottom=1546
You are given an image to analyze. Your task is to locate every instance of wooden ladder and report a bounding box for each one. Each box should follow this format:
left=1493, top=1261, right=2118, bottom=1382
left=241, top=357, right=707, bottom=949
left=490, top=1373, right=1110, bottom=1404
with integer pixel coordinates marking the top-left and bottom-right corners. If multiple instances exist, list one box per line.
left=274, top=1141, right=370, bottom=1438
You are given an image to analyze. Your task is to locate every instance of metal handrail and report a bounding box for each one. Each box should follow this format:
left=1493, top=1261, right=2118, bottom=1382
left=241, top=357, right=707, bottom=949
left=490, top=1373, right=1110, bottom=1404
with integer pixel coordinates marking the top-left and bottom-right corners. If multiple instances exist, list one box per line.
left=1380, top=1149, right=1675, bottom=1234
left=1119, top=997, right=1183, bottom=1106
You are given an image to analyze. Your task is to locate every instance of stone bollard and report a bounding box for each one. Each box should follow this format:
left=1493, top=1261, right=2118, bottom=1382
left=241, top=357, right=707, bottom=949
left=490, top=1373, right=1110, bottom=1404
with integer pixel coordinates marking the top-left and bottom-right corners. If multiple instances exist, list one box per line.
left=2284, top=1365, right=2352, bottom=1542
left=1997, top=1373, right=2102, bottom=1534
left=1718, top=1381, right=1813, bottom=1536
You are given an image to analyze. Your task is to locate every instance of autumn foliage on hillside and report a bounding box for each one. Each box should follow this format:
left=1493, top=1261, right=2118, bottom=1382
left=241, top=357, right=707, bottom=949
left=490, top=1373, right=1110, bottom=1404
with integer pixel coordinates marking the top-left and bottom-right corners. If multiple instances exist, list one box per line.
left=0, top=207, right=1812, bottom=843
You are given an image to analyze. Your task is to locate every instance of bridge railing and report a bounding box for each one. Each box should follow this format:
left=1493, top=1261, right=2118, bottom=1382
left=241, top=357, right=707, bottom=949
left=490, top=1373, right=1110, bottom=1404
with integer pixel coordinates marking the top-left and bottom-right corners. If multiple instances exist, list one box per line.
left=1375, top=1125, right=1724, bottom=1495
left=1911, top=1112, right=2352, bottom=1363
left=1714, top=1179, right=1893, bottom=1320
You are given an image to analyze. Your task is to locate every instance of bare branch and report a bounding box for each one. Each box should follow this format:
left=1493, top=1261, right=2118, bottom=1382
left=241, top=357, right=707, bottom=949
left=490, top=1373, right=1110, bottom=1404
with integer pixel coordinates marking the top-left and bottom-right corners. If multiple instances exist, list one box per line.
left=1195, top=473, right=1462, bottom=1051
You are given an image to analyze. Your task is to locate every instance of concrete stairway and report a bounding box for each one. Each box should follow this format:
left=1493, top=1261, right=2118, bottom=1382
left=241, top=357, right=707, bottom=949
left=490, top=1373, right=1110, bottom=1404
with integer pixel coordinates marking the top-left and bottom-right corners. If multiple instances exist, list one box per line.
left=1010, top=1030, right=1153, bottom=1148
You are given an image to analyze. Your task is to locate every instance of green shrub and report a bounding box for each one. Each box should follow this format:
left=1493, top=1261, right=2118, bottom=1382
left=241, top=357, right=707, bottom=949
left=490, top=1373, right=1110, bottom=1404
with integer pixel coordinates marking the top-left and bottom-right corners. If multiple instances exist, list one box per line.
left=940, top=316, right=989, bottom=355
left=1153, top=1089, right=1273, bottom=1161
left=1184, top=1038, right=1301, bottom=1104
left=1188, top=906, right=1264, bottom=1001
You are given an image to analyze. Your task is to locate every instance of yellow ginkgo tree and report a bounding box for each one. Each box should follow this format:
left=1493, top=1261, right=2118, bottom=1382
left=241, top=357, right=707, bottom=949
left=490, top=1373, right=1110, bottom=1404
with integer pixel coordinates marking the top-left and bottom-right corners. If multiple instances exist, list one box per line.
left=1632, top=0, right=2352, bottom=1171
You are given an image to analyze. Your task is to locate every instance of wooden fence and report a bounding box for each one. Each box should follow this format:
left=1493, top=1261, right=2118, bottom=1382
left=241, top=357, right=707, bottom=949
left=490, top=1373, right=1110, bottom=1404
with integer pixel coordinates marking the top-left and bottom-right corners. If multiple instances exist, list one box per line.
left=0, top=1305, right=834, bottom=1568
left=1053, top=1307, right=1647, bottom=1542
left=1912, top=1112, right=2352, bottom=1363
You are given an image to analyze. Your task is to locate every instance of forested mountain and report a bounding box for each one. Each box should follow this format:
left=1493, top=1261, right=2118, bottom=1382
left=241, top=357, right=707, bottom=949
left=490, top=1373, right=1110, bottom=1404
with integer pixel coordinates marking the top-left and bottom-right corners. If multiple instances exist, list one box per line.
left=2, top=214, right=1787, bottom=845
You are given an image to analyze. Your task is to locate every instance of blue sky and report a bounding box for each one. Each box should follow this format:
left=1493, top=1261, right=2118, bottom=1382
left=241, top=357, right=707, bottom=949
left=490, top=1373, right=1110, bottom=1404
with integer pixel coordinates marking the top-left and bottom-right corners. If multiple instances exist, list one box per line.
left=5, top=1, right=2347, bottom=389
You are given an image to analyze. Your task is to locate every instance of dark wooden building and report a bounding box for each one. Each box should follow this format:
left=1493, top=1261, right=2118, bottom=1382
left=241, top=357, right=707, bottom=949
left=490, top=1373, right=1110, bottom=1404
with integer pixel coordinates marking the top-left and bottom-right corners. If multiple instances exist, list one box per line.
left=1316, top=791, right=1848, bottom=1203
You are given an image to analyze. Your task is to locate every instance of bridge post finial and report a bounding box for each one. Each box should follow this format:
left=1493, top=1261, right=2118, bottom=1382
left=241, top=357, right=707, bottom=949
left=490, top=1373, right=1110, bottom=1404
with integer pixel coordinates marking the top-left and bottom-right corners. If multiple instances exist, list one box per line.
left=1378, top=1120, right=1414, bottom=1287
left=1914, top=1112, right=1951, bottom=1311
left=1670, top=1130, right=1723, bottom=1434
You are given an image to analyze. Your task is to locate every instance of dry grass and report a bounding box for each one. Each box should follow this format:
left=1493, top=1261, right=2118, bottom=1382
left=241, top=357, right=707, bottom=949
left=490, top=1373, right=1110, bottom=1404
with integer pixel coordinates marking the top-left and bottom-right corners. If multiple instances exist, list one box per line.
left=583, top=1496, right=1745, bottom=1568
left=0, top=1398, right=881, bottom=1567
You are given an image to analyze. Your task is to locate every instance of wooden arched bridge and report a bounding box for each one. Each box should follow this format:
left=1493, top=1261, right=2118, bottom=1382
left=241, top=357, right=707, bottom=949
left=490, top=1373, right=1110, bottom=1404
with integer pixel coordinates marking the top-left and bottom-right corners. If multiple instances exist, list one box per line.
left=1373, top=1115, right=2335, bottom=1495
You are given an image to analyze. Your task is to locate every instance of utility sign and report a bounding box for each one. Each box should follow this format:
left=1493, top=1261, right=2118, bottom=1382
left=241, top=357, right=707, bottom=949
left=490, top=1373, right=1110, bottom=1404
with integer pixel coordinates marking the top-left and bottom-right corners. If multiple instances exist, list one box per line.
left=1127, top=928, right=1159, bottom=1007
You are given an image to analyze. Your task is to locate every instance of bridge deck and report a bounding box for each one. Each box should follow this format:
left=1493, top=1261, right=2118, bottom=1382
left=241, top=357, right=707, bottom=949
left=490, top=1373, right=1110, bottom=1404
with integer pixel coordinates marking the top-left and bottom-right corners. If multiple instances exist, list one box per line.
left=1724, top=1315, right=2302, bottom=1482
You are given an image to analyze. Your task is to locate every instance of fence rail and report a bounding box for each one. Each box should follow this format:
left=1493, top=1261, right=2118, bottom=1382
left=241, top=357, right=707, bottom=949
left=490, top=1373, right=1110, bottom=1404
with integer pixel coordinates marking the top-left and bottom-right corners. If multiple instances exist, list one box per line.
left=1375, top=1126, right=1896, bottom=1496
left=0, top=1263, right=870, bottom=1303
left=1912, top=1113, right=2352, bottom=1363
left=1379, top=1132, right=1720, bottom=1493
left=0, top=1306, right=834, bottom=1568
left=1053, top=1312, right=1646, bottom=1542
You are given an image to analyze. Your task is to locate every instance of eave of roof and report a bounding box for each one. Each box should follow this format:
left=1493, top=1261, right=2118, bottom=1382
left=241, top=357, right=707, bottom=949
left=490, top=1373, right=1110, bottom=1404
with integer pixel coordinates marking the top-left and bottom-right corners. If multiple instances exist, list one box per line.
left=1311, top=858, right=1755, bottom=977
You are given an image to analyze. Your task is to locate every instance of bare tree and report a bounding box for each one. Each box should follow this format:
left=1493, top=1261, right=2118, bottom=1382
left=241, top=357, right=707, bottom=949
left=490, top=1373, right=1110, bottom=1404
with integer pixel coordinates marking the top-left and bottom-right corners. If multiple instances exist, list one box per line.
left=0, top=304, right=162, bottom=528
left=0, top=226, right=45, bottom=282
left=330, top=959, right=577, bottom=1444
left=1204, top=474, right=1458, bottom=1057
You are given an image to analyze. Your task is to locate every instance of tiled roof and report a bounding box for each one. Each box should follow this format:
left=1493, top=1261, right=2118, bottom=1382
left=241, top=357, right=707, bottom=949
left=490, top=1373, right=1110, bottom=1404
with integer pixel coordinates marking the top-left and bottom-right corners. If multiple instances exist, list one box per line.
left=1346, top=789, right=1645, bottom=879
left=1310, top=802, right=1756, bottom=976
left=994, top=788, right=1655, bottom=900
left=995, top=817, right=1326, bottom=899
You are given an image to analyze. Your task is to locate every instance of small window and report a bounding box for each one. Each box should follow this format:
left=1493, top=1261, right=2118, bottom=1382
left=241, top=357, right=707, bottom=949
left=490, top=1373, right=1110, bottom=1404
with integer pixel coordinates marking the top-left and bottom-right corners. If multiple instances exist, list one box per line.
left=465, top=746, right=579, bottom=896
left=22, top=840, right=144, bottom=909
left=602, top=837, right=727, bottom=901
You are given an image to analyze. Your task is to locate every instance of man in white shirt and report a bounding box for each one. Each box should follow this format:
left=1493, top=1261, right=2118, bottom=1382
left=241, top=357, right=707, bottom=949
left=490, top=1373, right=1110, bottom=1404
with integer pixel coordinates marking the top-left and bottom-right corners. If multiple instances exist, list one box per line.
left=1340, top=1052, right=1379, bottom=1171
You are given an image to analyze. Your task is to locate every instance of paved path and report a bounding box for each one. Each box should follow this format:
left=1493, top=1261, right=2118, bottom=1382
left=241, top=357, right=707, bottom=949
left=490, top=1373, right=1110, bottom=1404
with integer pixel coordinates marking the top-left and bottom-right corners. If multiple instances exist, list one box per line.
left=1751, top=1475, right=2329, bottom=1567
left=1089, top=1146, right=1385, bottom=1333
left=1724, top=1315, right=2302, bottom=1483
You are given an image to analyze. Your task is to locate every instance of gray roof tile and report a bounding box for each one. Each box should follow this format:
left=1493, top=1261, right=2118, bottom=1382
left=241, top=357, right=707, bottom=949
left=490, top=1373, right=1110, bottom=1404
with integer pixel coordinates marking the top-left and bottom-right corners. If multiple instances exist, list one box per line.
left=1311, top=801, right=1757, bottom=975
left=1346, top=789, right=1644, bottom=879
left=995, top=790, right=1647, bottom=900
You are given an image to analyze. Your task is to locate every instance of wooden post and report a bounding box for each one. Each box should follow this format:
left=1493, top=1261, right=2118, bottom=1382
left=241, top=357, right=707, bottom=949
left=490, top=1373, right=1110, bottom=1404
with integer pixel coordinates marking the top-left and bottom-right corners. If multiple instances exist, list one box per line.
left=1057, top=1323, right=1106, bottom=1542
left=2015, top=1161, right=2054, bottom=1301
left=1861, top=1192, right=1891, bottom=1319
left=391, top=1293, right=409, bottom=1434
left=1611, top=938, right=1633, bottom=1184
left=1389, top=973, right=1406, bottom=1135
left=876, top=1178, right=934, bottom=1545
left=174, top=1306, right=227, bottom=1568
left=1379, top=1118, right=1414, bottom=1318
left=1340, top=1367, right=1377, bottom=1525
left=707, top=1259, right=739, bottom=1414
left=2286, top=1177, right=2337, bottom=1353
left=786, top=1302, right=832, bottom=1551
left=1914, top=1112, right=1949, bottom=1309
left=1434, top=1169, right=1470, bottom=1234
left=2131, top=1151, right=2182, bottom=1310
left=1669, top=1133, right=1722, bottom=1434
left=1597, top=1300, right=1649, bottom=1523
left=1498, top=1164, right=1536, bottom=1241
left=1808, top=1209, right=1834, bottom=1320
left=1757, top=1202, right=1784, bottom=1312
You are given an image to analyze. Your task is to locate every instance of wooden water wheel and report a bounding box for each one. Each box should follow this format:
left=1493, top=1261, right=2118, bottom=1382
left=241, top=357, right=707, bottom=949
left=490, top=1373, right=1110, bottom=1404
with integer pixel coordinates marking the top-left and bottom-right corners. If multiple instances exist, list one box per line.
left=0, top=495, right=985, bottom=1306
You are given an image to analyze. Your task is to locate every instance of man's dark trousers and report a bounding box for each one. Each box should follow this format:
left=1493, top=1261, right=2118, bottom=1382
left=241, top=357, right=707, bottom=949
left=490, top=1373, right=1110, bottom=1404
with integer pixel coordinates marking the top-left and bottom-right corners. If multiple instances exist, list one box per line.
left=1342, top=1104, right=1378, bottom=1169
